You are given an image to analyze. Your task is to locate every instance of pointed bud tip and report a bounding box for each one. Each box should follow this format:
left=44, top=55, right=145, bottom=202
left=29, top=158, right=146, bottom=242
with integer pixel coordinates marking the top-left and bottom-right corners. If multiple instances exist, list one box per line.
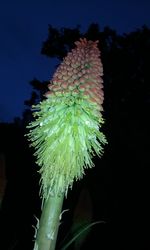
left=74, top=38, right=99, bottom=48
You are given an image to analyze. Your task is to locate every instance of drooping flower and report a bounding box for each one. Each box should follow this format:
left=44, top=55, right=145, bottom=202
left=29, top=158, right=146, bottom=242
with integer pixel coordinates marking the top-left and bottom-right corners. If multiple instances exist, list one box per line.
left=27, top=38, right=107, bottom=200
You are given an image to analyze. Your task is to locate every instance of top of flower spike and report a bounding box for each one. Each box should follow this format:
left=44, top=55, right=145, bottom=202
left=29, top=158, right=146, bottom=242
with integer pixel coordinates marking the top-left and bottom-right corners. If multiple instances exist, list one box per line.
left=46, top=37, right=104, bottom=108
left=74, top=38, right=99, bottom=48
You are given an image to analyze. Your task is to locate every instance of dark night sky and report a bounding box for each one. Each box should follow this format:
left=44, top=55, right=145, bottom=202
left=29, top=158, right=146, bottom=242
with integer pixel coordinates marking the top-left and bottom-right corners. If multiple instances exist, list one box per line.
left=0, top=0, right=150, bottom=122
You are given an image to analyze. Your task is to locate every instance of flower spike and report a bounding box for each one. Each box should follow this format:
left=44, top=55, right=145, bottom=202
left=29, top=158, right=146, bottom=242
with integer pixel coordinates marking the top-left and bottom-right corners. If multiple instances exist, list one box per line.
left=27, top=38, right=107, bottom=200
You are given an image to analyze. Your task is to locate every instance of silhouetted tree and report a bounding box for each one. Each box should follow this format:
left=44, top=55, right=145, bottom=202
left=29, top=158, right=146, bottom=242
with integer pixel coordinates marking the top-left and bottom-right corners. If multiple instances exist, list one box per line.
left=0, top=121, right=41, bottom=249
left=4, top=23, right=150, bottom=249
left=24, top=23, right=150, bottom=249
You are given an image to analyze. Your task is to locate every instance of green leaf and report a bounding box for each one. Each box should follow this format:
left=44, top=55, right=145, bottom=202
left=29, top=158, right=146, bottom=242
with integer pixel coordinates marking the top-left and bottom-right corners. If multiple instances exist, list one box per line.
left=61, top=221, right=105, bottom=250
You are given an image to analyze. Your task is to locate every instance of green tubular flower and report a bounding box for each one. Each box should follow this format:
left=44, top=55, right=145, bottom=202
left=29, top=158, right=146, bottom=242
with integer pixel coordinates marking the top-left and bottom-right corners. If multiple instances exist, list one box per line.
left=27, top=38, right=107, bottom=199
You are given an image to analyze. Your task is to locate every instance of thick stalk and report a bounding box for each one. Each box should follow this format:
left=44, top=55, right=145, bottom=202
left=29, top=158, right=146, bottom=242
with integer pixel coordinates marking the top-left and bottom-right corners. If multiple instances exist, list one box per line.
left=34, top=193, right=64, bottom=250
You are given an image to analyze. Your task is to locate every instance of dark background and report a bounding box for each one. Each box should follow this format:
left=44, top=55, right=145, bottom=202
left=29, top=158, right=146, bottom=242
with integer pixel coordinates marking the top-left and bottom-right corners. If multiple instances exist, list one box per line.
left=1, top=0, right=150, bottom=122
left=0, top=1, right=150, bottom=249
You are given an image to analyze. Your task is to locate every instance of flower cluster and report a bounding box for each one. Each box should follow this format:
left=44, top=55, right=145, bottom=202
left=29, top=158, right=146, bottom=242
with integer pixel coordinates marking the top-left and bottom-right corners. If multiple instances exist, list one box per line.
left=27, top=38, right=107, bottom=200
left=45, top=38, right=104, bottom=107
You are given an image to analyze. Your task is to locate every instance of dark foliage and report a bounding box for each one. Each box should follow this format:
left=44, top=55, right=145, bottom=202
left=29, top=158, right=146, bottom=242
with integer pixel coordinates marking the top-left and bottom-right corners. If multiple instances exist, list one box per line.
left=0, top=23, right=150, bottom=249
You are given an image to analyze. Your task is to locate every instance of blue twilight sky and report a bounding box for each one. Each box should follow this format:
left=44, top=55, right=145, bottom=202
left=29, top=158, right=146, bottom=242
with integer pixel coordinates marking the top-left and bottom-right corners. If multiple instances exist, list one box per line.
left=0, top=0, right=150, bottom=122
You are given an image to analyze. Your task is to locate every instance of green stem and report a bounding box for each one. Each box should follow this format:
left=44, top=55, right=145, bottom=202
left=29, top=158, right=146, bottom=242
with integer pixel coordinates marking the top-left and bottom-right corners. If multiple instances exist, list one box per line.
left=34, top=193, right=64, bottom=250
